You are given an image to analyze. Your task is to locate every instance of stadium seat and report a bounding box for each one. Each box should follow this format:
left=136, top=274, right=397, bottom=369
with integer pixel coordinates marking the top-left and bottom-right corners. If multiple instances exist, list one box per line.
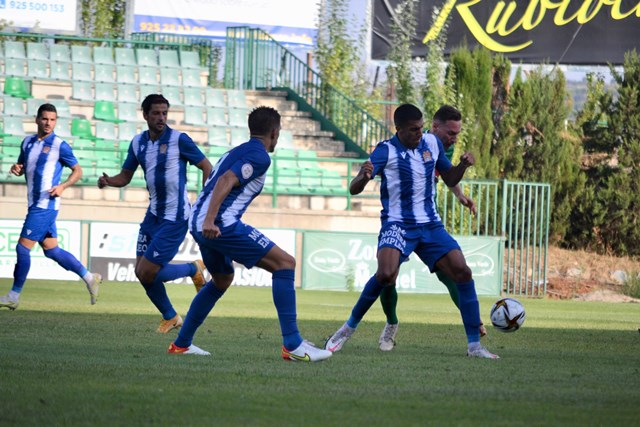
left=183, top=87, right=204, bottom=107
left=137, top=66, right=159, bottom=85
left=205, top=107, right=227, bottom=127
left=158, top=50, right=180, bottom=68
left=180, top=50, right=201, bottom=69
left=71, top=81, right=93, bottom=101
left=93, top=138, right=119, bottom=151
left=230, top=128, right=249, bottom=146
left=321, top=170, right=344, bottom=193
left=27, top=59, right=49, bottom=79
left=273, top=148, right=298, bottom=169
left=48, top=98, right=72, bottom=118
left=72, top=63, right=93, bottom=82
left=205, top=88, right=226, bottom=108
left=116, top=65, right=137, bottom=84
left=226, top=90, right=247, bottom=108
left=299, top=169, right=323, bottom=191
left=183, top=107, right=206, bottom=126
left=26, top=42, right=49, bottom=61
left=228, top=108, right=249, bottom=128
left=117, top=102, right=140, bottom=122
left=27, top=98, right=45, bottom=116
left=95, top=83, right=117, bottom=102
left=1, top=117, right=25, bottom=136
left=118, top=121, right=139, bottom=141
left=49, top=61, right=71, bottom=80
left=3, top=76, right=31, bottom=99
left=94, top=100, right=122, bottom=123
left=160, top=68, right=181, bottom=86
left=95, top=121, right=119, bottom=140
left=94, top=64, right=115, bottom=83
left=136, top=48, right=158, bottom=66
left=49, top=44, right=71, bottom=62
left=297, top=150, right=320, bottom=170
left=93, top=47, right=115, bottom=65
left=71, top=118, right=95, bottom=140
left=276, top=168, right=301, bottom=192
left=161, top=86, right=182, bottom=106
left=116, top=83, right=139, bottom=104
left=182, top=69, right=202, bottom=87
left=139, top=84, right=159, bottom=99
left=55, top=117, right=73, bottom=138
left=4, top=58, right=28, bottom=77
left=115, top=48, right=137, bottom=66
left=71, top=45, right=92, bottom=64
left=4, top=41, right=26, bottom=59
left=278, top=130, right=295, bottom=150
left=3, top=97, right=26, bottom=117
left=207, top=126, right=228, bottom=147
left=1, top=143, right=23, bottom=164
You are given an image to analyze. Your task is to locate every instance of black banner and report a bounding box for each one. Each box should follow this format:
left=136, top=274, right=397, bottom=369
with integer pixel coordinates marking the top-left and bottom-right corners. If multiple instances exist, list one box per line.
left=371, top=0, right=640, bottom=65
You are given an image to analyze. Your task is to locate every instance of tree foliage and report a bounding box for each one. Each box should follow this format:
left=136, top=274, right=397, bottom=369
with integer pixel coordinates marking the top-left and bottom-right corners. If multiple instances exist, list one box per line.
left=386, top=0, right=418, bottom=105
left=80, top=0, right=126, bottom=39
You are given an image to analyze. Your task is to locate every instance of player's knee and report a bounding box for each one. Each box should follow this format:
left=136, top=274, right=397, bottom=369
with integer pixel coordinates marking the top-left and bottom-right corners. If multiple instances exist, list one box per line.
left=278, top=253, right=295, bottom=270
left=135, top=265, right=155, bottom=285
left=451, top=265, right=473, bottom=283
left=376, top=269, right=397, bottom=286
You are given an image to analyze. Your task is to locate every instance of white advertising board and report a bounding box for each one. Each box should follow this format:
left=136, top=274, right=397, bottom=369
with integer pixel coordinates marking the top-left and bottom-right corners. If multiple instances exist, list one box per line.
left=0, top=0, right=78, bottom=33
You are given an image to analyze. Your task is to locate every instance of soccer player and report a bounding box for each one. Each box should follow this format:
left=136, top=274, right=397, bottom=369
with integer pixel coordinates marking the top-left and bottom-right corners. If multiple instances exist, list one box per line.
left=167, top=106, right=332, bottom=362
left=0, top=103, right=102, bottom=310
left=324, top=103, right=498, bottom=359
left=377, top=105, right=487, bottom=351
left=97, top=94, right=212, bottom=333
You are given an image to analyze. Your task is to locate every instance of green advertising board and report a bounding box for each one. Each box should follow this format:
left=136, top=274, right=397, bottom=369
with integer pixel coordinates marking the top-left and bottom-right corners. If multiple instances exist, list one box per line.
left=302, top=231, right=502, bottom=295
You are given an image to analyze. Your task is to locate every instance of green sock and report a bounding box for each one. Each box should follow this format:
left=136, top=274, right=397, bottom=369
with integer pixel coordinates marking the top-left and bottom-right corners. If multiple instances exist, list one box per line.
left=379, top=286, right=399, bottom=324
left=436, top=270, right=460, bottom=309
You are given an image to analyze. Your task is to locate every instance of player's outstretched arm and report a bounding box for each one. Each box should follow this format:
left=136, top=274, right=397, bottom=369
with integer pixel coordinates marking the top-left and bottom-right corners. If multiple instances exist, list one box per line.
left=349, top=160, right=373, bottom=195
left=97, top=169, right=135, bottom=189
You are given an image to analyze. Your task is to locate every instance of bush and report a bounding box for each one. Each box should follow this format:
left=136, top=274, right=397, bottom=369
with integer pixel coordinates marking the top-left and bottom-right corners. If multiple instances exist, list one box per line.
left=621, top=270, right=640, bottom=298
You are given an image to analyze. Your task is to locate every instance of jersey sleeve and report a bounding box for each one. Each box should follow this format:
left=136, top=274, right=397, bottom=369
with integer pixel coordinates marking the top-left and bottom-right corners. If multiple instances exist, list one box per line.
left=59, top=141, right=78, bottom=168
left=435, top=138, right=452, bottom=174
left=122, top=143, right=139, bottom=171
left=229, top=150, right=271, bottom=185
left=178, top=132, right=206, bottom=165
left=17, top=137, right=27, bottom=164
left=369, top=143, right=389, bottom=177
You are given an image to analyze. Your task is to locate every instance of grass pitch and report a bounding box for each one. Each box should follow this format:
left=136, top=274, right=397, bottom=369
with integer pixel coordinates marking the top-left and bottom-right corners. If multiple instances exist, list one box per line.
left=0, top=279, right=638, bottom=426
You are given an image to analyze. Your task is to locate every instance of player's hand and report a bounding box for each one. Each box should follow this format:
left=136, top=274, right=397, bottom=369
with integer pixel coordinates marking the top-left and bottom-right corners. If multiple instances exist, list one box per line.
left=10, top=163, right=24, bottom=176
left=202, top=221, right=221, bottom=239
left=48, top=185, right=65, bottom=198
left=460, top=152, right=475, bottom=167
left=360, top=161, right=373, bottom=179
left=458, top=194, right=477, bottom=216
left=97, top=173, right=110, bottom=189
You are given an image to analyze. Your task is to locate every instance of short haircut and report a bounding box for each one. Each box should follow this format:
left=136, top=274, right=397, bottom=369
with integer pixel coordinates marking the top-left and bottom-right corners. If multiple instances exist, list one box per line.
left=394, top=104, right=423, bottom=128
left=141, top=94, right=170, bottom=115
left=433, top=105, right=462, bottom=123
left=248, top=106, right=281, bottom=135
left=37, top=103, right=57, bottom=118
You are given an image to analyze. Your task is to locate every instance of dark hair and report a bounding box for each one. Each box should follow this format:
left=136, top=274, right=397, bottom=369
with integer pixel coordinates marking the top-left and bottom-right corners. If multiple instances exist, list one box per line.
left=393, top=104, right=423, bottom=127
left=141, top=94, right=170, bottom=115
left=248, top=106, right=281, bottom=135
left=433, top=105, right=462, bottom=123
left=37, top=103, right=57, bottom=118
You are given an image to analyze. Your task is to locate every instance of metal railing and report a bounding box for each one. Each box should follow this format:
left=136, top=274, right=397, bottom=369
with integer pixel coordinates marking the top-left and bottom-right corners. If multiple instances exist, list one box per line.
left=224, top=26, right=392, bottom=156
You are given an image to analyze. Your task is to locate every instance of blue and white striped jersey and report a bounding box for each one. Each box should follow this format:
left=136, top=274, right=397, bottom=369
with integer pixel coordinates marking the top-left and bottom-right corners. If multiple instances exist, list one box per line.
left=369, top=133, right=452, bottom=225
left=18, top=133, right=78, bottom=211
left=123, top=126, right=205, bottom=221
left=190, top=138, right=270, bottom=232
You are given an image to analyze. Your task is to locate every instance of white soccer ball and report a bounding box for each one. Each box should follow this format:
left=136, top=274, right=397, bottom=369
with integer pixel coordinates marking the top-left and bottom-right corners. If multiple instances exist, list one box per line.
left=490, top=298, right=525, bottom=332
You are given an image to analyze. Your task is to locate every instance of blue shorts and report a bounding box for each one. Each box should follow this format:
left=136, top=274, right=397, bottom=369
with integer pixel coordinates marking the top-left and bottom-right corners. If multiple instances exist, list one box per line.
left=21, top=207, right=58, bottom=242
left=191, top=221, right=275, bottom=274
left=378, top=221, right=460, bottom=272
left=137, top=211, right=188, bottom=266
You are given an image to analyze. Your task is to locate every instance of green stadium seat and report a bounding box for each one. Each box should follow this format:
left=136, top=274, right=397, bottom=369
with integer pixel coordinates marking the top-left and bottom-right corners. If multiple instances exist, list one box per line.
left=94, top=138, right=119, bottom=151
left=3, top=76, right=31, bottom=99
left=1, top=117, right=25, bottom=136
left=71, top=45, right=92, bottom=64
left=117, top=102, right=139, bottom=122
left=228, top=108, right=249, bottom=128
left=4, top=41, right=26, bottom=58
left=115, top=48, right=137, bottom=66
left=161, top=86, right=182, bottom=106
left=95, top=83, right=116, bottom=102
left=273, top=148, right=298, bottom=169
left=299, top=169, right=323, bottom=191
left=116, top=83, right=139, bottom=104
left=136, top=48, right=157, bottom=66
left=207, top=126, right=228, bottom=147
left=26, top=42, right=49, bottom=61
left=4, top=58, right=27, bottom=77
left=3, top=97, right=26, bottom=116
left=55, top=117, right=73, bottom=138
left=226, top=90, right=247, bottom=108
left=183, top=107, right=206, bottom=126
left=71, top=118, right=95, bottom=139
left=159, top=50, right=180, bottom=68
left=71, top=80, right=94, bottom=101
left=93, top=47, right=114, bottom=65
left=230, top=128, right=249, bottom=146
left=49, top=98, right=72, bottom=118
left=180, top=50, right=201, bottom=69
left=27, top=98, right=45, bottom=116
left=297, top=150, right=320, bottom=170
left=182, top=69, right=201, bottom=87
left=204, top=145, right=229, bottom=158
left=27, top=59, right=49, bottom=79
left=205, top=88, right=226, bottom=108
left=183, top=87, right=204, bottom=107
left=116, top=65, right=137, bottom=84
left=49, top=61, right=70, bottom=80
left=72, top=63, right=93, bottom=81
left=93, top=101, right=122, bottom=123
left=138, top=84, right=159, bottom=99
left=118, top=121, right=139, bottom=141
left=49, top=44, right=71, bottom=62
left=160, top=68, right=181, bottom=86
left=94, top=64, right=115, bottom=83
left=205, top=107, right=227, bottom=127
left=95, top=121, right=118, bottom=140
left=321, top=170, right=344, bottom=192
left=276, top=168, right=301, bottom=191
left=137, top=66, right=158, bottom=85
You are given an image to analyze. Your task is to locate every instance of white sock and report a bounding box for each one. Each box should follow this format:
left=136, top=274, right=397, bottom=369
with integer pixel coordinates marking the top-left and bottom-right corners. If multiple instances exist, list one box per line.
left=8, top=290, right=20, bottom=300
left=82, top=272, right=94, bottom=286
left=468, top=341, right=481, bottom=351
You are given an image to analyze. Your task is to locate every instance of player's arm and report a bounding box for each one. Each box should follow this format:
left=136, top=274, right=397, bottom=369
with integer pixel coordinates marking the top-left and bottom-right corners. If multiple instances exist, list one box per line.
left=196, top=157, right=213, bottom=188
left=349, top=160, right=374, bottom=195
left=97, top=168, right=135, bottom=188
left=10, top=163, right=24, bottom=176
left=440, top=152, right=474, bottom=188
left=448, top=184, right=476, bottom=215
left=49, top=163, right=82, bottom=197
left=202, top=170, right=240, bottom=239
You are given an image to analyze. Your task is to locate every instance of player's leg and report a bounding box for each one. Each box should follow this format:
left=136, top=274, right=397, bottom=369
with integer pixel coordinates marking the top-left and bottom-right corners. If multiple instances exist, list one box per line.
left=0, top=237, right=36, bottom=310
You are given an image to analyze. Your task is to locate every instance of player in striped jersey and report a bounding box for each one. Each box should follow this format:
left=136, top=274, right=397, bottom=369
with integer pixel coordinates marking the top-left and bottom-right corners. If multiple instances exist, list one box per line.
left=0, top=103, right=102, bottom=311
left=97, top=95, right=212, bottom=333
left=324, top=104, right=498, bottom=359
left=167, top=106, right=332, bottom=361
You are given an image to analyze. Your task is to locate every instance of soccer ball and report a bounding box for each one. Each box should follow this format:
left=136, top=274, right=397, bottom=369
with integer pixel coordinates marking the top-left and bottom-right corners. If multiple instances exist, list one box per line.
left=490, top=298, right=525, bottom=332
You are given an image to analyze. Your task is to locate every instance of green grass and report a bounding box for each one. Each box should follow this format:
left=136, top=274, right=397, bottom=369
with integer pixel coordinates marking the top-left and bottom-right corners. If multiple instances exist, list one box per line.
left=0, top=279, right=639, bottom=426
